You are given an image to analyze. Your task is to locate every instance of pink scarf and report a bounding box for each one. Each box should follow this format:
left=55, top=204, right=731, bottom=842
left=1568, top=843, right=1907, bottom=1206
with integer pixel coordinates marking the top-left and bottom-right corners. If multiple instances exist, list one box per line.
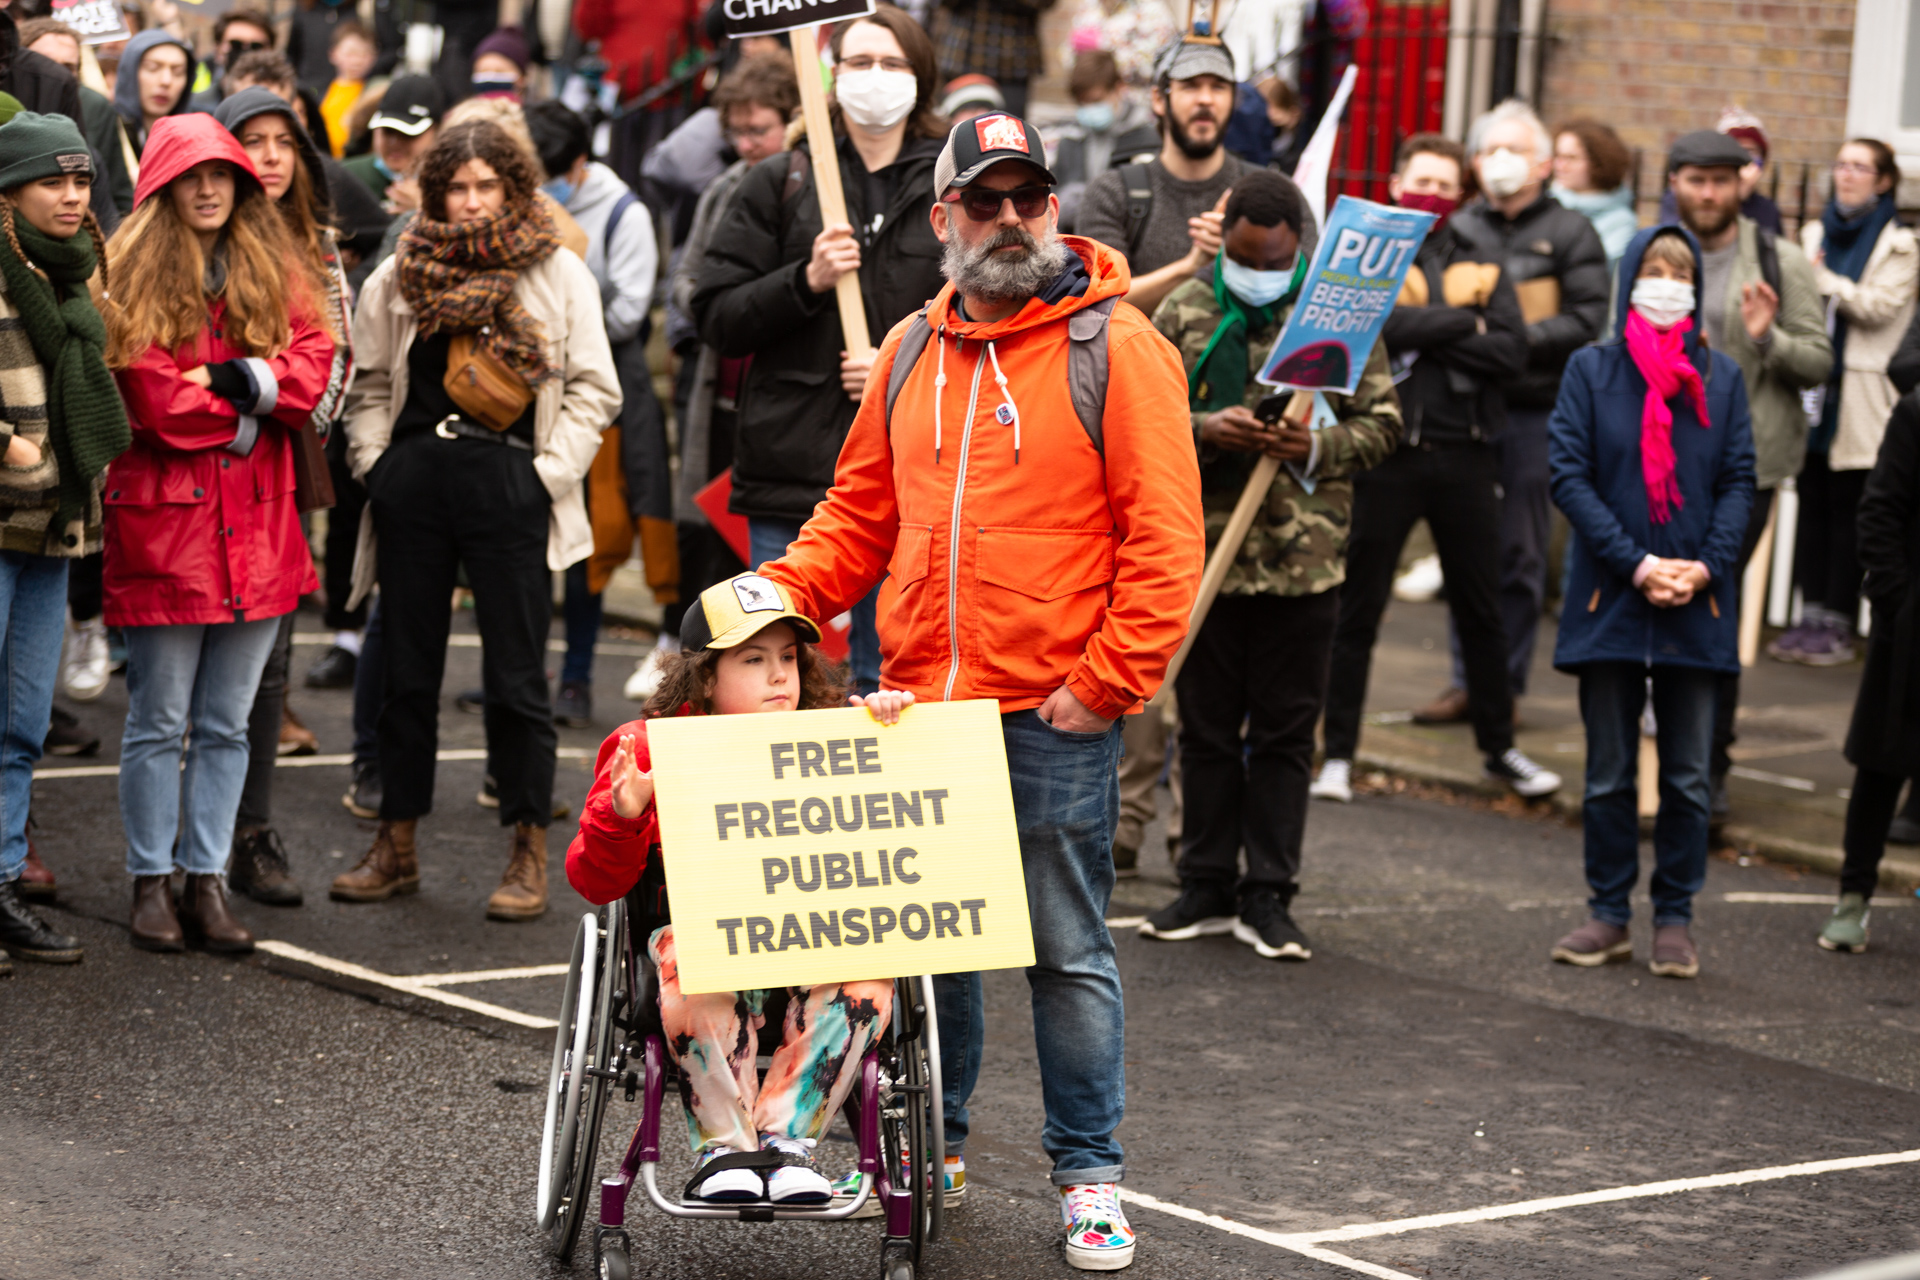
left=1624, top=309, right=1711, bottom=524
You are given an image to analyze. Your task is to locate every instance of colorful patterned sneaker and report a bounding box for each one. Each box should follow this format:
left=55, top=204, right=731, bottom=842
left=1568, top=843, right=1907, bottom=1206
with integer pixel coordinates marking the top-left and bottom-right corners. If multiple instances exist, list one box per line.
left=830, top=1169, right=883, bottom=1218
left=763, top=1134, right=832, bottom=1204
left=1060, top=1182, right=1134, bottom=1270
left=1818, top=892, right=1870, bottom=953
left=687, top=1145, right=764, bottom=1203
left=943, top=1154, right=966, bottom=1200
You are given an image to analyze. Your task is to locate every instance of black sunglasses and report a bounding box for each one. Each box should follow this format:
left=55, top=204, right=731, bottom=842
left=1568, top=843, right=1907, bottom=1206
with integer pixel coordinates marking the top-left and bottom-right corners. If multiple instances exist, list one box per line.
left=942, top=183, right=1052, bottom=221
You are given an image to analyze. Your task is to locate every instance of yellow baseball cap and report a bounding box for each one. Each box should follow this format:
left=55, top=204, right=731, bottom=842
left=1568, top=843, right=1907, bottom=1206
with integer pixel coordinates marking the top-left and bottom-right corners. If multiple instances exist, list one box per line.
left=680, top=572, right=823, bottom=651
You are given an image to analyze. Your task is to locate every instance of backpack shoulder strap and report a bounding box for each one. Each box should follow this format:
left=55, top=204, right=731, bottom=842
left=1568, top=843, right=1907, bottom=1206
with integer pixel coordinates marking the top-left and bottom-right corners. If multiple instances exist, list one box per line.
left=884, top=308, right=936, bottom=429
left=1119, top=161, right=1154, bottom=261
left=1066, top=296, right=1118, bottom=455
left=1755, top=225, right=1782, bottom=297
left=603, top=190, right=638, bottom=249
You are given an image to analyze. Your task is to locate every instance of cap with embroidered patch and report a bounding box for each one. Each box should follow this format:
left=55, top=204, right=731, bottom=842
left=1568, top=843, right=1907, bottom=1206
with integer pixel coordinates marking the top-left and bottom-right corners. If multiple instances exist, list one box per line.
left=369, top=75, right=445, bottom=137
left=933, top=111, right=1057, bottom=195
left=680, top=573, right=823, bottom=652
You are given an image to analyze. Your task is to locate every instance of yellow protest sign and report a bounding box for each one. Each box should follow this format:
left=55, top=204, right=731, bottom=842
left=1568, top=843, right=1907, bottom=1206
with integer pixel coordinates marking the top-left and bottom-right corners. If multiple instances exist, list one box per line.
left=647, top=699, right=1033, bottom=995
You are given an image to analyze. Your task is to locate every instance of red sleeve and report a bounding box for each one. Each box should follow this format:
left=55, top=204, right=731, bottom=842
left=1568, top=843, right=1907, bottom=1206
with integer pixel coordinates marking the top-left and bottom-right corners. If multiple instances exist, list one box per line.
left=115, top=317, right=337, bottom=453
left=565, top=719, right=659, bottom=905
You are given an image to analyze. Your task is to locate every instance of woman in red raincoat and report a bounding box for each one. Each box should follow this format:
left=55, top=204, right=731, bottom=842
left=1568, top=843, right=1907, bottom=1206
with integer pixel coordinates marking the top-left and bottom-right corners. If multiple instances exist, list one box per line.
left=101, top=113, right=334, bottom=954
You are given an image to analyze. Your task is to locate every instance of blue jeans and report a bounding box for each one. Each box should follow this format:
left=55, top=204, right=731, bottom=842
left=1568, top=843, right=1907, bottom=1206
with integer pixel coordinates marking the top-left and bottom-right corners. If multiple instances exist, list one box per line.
left=749, top=517, right=882, bottom=695
left=121, top=617, right=281, bottom=876
left=0, top=552, right=68, bottom=881
left=1577, top=662, right=1717, bottom=926
left=935, top=709, right=1126, bottom=1185
left=562, top=561, right=601, bottom=686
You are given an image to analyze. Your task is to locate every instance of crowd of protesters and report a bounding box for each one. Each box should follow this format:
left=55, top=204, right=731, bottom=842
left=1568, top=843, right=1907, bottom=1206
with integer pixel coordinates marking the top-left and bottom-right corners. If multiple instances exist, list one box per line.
left=0, top=0, right=1916, bottom=1264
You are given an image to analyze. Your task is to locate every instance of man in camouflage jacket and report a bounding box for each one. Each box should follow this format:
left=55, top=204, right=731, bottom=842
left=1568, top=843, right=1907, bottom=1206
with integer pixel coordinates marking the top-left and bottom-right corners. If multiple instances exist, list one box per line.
left=1141, top=170, right=1402, bottom=961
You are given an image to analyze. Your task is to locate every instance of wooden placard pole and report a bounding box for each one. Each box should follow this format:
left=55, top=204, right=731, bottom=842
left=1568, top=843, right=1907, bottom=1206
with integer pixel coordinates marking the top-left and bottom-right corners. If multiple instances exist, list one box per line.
left=1150, top=389, right=1313, bottom=706
left=1738, top=488, right=1777, bottom=668
left=788, top=26, right=873, bottom=360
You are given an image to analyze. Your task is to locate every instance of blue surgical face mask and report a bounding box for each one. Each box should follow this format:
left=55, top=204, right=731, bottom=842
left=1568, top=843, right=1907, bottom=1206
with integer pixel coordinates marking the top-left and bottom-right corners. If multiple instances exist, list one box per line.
left=372, top=154, right=396, bottom=182
left=1075, top=101, right=1115, bottom=132
left=542, top=176, right=576, bottom=207
left=1219, top=251, right=1305, bottom=307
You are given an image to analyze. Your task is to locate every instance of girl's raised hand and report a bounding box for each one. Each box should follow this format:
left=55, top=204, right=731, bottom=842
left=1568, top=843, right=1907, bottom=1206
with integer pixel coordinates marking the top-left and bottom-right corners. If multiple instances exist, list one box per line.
left=609, top=733, right=655, bottom=819
left=851, top=688, right=916, bottom=726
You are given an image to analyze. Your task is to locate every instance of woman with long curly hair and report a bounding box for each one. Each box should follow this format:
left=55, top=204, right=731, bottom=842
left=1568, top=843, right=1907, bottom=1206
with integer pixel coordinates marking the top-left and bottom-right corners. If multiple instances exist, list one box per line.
left=209, top=85, right=357, bottom=910
left=0, top=112, right=130, bottom=972
left=336, top=118, right=619, bottom=922
left=102, top=113, right=334, bottom=954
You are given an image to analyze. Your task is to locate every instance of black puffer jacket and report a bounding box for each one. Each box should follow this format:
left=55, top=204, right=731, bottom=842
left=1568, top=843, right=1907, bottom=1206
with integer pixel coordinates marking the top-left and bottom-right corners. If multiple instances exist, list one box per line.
left=1380, top=221, right=1527, bottom=445
left=1451, top=191, right=1609, bottom=411
left=693, top=133, right=947, bottom=524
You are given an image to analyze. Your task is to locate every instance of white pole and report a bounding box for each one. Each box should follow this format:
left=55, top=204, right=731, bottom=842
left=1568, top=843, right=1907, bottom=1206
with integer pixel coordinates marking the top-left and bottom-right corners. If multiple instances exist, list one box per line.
left=1738, top=489, right=1776, bottom=667
left=1767, top=480, right=1798, bottom=628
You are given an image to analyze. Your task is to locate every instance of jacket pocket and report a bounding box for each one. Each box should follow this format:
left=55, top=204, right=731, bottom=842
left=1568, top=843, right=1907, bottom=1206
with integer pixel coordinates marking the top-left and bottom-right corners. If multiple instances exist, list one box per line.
left=889, top=523, right=932, bottom=590
left=104, top=456, right=214, bottom=508
left=975, top=527, right=1115, bottom=599
left=972, top=527, right=1115, bottom=691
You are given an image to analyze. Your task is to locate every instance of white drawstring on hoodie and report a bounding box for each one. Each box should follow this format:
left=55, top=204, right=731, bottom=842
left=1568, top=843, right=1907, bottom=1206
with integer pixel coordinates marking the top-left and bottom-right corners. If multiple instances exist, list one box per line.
left=931, top=329, right=1025, bottom=463
left=985, top=340, right=1022, bottom=463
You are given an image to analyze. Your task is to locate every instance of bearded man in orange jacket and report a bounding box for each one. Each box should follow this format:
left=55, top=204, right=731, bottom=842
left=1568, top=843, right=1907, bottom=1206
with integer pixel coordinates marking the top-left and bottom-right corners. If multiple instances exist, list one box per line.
left=759, top=112, right=1203, bottom=1270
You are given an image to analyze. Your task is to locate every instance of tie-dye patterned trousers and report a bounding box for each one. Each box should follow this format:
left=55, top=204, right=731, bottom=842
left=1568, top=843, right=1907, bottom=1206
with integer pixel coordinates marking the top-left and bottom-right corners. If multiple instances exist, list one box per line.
left=649, top=924, right=894, bottom=1153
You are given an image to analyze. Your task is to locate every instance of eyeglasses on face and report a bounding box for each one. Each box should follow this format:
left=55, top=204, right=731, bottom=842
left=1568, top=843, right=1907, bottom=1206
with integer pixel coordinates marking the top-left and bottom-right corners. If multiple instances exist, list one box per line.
left=941, top=184, right=1052, bottom=220
left=725, top=120, right=782, bottom=142
left=837, top=55, right=914, bottom=75
left=1833, top=160, right=1878, bottom=177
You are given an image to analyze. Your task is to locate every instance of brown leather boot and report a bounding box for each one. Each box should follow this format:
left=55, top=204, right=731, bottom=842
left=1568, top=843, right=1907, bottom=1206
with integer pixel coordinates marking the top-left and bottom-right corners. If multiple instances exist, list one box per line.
left=178, top=873, right=254, bottom=953
left=130, top=874, right=184, bottom=952
left=330, top=819, right=419, bottom=902
left=278, top=701, right=318, bottom=757
left=486, top=823, right=548, bottom=921
left=18, top=841, right=55, bottom=901
left=1411, top=685, right=1470, bottom=724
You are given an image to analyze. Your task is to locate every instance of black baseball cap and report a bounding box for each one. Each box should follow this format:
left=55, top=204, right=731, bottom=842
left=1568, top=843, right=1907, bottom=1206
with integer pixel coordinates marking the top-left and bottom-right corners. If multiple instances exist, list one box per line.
left=933, top=111, right=1057, bottom=195
left=369, top=75, right=444, bottom=137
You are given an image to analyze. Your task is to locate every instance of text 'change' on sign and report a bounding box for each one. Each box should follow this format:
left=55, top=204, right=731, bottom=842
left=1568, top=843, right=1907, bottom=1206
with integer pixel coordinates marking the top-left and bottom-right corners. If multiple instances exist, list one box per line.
left=647, top=699, right=1031, bottom=995
left=720, top=0, right=875, bottom=38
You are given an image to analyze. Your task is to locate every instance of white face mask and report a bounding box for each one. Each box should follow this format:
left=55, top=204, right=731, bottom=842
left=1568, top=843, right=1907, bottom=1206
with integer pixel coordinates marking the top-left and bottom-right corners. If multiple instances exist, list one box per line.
left=1630, top=276, right=1695, bottom=329
left=835, top=69, right=918, bottom=131
left=1479, top=147, right=1533, bottom=199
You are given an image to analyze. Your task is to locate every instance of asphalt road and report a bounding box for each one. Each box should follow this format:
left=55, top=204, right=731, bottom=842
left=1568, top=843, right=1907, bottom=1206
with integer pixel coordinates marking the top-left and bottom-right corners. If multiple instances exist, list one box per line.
left=5, top=609, right=1920, bottom=1280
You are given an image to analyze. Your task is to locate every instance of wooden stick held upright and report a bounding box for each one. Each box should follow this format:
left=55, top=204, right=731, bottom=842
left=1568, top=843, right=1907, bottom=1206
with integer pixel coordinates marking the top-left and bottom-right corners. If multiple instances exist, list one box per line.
left=1150, top=389, right=1313, bottom=706
left=788, top=27, right=873, bottom=359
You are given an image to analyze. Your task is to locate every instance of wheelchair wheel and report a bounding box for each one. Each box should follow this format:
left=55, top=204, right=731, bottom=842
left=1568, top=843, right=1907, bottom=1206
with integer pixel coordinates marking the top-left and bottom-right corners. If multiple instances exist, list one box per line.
left=538, top=902, right=623, bottom=1257
left=880, top=973, right=945, bottom=1273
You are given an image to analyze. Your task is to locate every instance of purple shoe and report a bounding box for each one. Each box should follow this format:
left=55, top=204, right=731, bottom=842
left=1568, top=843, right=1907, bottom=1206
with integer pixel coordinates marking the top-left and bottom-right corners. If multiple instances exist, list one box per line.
left=1767, top=623, right=1816, bottom=662
left=1796, top=623, right=1857, bottom=667
left=1550, top=919, right=1632, bottom=966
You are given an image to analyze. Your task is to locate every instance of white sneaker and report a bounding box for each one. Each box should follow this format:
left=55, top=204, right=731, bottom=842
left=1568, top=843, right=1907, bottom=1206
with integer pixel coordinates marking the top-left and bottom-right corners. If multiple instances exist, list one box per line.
left=62, top=615, right=109, bottom=702
left=689, top=1144, right=764, bottom=1202
left=1487, top=747, right=1562, bottom=798
left=1060, top=1182, right=1134, bottom=1270
left=623, top=646, right=670, bottom=701
left=1392, top=553, right=1444, bottom=602
left=1310, top=758, right=1353, bottom=803
left=763, top=1134, right=831, bottom=1204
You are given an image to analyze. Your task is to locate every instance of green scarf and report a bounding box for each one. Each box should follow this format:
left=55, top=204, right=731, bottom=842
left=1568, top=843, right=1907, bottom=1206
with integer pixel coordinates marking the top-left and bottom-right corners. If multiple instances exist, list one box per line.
left=0, top=216, right=128, bottom=533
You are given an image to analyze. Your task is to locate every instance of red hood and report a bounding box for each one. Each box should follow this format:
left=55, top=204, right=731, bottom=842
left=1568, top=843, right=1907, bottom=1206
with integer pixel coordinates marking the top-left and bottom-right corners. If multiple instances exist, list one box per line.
left=133, top=114, right=263, bottom=209
left=926, top=236, right=1133, bottom=341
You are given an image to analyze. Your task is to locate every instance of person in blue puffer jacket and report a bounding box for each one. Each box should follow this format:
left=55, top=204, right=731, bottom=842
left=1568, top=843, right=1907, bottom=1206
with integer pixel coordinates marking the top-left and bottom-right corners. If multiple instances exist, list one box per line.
left=1547, top=223, right=1755, bottom=981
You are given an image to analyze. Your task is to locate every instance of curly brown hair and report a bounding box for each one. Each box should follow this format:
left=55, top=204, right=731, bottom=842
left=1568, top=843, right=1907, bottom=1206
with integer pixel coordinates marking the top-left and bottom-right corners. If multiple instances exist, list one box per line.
left=641, top=623, right=846, bottom=719
left=1553, top=118, right=1632, bottom=193
left=417, top=119, right=543, bottom=221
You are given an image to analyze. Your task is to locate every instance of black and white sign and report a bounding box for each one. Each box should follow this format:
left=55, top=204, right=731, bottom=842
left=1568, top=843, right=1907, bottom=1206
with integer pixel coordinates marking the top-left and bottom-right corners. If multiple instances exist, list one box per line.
left=49, top=0, right=132, bottom=44
left=719, top=0, right=874, bottom=38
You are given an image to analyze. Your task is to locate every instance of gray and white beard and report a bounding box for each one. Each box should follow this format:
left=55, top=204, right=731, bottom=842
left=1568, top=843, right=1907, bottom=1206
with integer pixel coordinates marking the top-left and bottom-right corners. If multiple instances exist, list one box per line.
left=941, top=222, right=1071, bottom=310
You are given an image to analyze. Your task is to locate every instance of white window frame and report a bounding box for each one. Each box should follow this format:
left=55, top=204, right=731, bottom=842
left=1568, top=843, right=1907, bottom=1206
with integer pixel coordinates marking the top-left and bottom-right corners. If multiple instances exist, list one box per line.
left=1848, top=0, right=1920, bottom=186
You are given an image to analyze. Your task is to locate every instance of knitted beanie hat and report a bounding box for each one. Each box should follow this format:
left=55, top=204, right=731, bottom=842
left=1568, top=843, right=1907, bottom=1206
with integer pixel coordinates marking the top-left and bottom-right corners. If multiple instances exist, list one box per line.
left=0, top=111, right=93, bottom=192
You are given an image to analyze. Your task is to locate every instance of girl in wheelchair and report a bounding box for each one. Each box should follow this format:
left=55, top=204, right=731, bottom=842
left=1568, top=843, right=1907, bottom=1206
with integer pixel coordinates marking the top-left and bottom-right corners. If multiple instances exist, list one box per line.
left=565, top=574, right=915, bottom=1205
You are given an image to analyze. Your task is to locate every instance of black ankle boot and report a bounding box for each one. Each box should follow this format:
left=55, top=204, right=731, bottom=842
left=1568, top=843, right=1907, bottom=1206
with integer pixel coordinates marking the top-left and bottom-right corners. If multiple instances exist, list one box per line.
left=0, top=877, right=82, bottom=962
left=228, top=827, right=303, bottom=906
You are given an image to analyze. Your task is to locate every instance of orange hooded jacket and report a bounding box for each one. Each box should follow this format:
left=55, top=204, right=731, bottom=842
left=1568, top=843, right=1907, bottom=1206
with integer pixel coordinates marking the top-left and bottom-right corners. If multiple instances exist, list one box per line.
left=759, top=237, right=1204, bottom=721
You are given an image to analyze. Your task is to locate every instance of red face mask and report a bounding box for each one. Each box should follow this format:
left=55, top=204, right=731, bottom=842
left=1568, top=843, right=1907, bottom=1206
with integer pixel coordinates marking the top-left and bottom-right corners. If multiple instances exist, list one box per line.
left=1398, top=190, right=1460, bottom=228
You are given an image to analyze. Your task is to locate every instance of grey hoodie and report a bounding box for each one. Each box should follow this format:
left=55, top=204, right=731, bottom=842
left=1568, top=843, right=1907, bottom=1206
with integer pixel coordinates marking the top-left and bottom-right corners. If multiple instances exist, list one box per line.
left=112, top=29, right=198, bottom=155
left=563, top=161, right=657, bottom=346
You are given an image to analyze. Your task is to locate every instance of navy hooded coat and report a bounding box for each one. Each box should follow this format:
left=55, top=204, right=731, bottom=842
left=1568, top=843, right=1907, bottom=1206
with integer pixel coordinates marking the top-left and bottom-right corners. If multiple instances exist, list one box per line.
left=1550, top=224, right=1757, bottom=676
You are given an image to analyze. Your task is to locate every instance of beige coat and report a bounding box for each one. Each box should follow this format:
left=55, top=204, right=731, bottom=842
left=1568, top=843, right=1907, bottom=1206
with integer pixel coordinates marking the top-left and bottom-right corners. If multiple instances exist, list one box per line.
left=342, top=246, right=622, bottom=609
left=1802, top=217, right=1920, bottom=470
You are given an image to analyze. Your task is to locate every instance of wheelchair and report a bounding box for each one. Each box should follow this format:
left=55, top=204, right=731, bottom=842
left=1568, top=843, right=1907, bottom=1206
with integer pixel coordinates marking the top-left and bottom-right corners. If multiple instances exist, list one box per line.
left=536, top=858, right=946, bottom=1279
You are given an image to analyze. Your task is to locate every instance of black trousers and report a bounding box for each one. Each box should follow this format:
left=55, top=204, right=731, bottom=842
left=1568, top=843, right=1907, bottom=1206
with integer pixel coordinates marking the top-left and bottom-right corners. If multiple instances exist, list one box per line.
left=1795, top=452, right=1869, bottom=625
left=67, top=549, right=101, bottom=621
left=1176, top=590, right=1340, bottom=902
left=322, top=425, right=368, bottom=632
left=1324, top=443, right=1515, bottom=761
left=370, top=432, right=556, bottom=828
left=1843, top=766, right=1904, bottom=898
left=1711, top=486, right=1775, bottom=779
left=236, top=611, right=297, bottom=831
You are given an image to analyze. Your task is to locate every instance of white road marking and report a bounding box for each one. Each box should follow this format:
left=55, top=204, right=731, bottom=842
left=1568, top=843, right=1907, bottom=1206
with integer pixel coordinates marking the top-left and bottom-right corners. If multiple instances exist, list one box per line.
left=255, top=940, right=559, bottom=1030
left=405, top=963, right=572, bottom=987
left=294, top=631, right=650, bottom=657
left=1117, top=1190, right=1419, bottom=1280
left=1723, top=892, right=1911, bottom=907
left=1122, top=1148, right=1920, bottom=1278
left=34, top=746, right=591, bottom=781
left=1728, top=765, right=1819, bottom=792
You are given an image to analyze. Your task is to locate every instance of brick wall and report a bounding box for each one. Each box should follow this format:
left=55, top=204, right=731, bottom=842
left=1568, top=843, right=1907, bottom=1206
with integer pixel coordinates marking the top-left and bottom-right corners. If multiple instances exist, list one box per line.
left=1539, top=0, right=1857, bottom=228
